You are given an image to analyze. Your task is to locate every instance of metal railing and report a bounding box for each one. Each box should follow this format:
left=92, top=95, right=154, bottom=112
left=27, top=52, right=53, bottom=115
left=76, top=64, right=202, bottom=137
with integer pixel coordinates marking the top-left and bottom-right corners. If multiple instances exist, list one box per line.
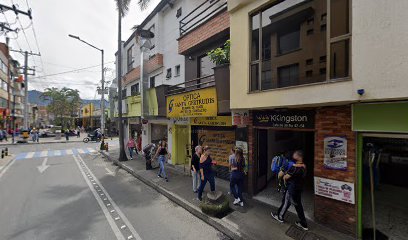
left=179, top=0, right=227, bottom=36
left=166, top=74, right=215, bottom=96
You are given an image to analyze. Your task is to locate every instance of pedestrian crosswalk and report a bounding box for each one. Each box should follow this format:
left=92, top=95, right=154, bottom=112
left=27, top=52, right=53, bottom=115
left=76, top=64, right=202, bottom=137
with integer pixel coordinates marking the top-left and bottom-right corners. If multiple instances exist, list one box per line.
left=15, top=147, right=98, bottom=160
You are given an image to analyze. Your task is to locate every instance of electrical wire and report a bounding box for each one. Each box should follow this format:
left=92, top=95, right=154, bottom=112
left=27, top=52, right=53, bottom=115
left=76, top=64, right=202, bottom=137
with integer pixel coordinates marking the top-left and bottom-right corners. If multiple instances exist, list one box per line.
left=1, top=9, right=22, bottom=51
left=31, top=61, right=115, bottom=79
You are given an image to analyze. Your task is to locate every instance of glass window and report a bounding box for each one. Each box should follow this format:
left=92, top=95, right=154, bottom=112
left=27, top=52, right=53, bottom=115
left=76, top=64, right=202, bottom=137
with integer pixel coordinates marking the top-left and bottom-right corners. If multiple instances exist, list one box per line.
left=149, top=76, right=155, bottom=88
left=127, top=46, right=133, bottom=73
left=175, top=65, right=180, bottom=76
left=330, top=0, right=349, bottom=38
left=121, top=89, right=127, bottom=99
left=278, top=24, right=300, bottom=54
left=251, top=14, right=260, bottom=61
left=149, top=25, right=156, bottom=49
left=198, top=55, right=215, bottom=77
left=278, top=64, right=299, bottom=88
left=330, top=39, right=349, bottom=79
left=166, top=68, right=172, bottom=79
left=131, top=83, right=139, bottom=96
left=250, top=63, right=259, bottom=91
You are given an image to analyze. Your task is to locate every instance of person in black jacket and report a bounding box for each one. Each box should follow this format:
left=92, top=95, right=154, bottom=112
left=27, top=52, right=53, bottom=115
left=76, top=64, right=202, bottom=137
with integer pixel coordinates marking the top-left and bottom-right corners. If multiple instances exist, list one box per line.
left=191, top=145, right=202, bottom=193
left=197, top=146, right=216, bottom=201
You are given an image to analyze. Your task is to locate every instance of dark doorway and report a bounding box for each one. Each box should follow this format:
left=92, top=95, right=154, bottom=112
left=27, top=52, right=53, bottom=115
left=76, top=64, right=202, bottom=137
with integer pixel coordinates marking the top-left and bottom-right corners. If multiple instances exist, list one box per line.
left=256, top=129, right=269, bottom=191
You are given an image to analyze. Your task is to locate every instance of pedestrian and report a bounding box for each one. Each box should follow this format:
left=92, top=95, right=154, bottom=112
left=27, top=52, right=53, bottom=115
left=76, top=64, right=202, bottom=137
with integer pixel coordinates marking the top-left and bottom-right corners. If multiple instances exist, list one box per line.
left=191, top=145, right=202, bottom=193
left=228, top=147, right=236, bottom=195
left=154, top=140, right=170, bottom=182
left=65, top=130, right=70, bottom=141
left=3, top=129, right=7, bottom=141
left=197, top=146, right=216, bottom=201
left=136, top=134, right=142, bottom=154
left=230, top=147, right=246, bottom=207
left=35, top=129, right=39, bottom=143
left=127, top=136, right=136, bottom=160
left=271, top=150, right=308, bottom=231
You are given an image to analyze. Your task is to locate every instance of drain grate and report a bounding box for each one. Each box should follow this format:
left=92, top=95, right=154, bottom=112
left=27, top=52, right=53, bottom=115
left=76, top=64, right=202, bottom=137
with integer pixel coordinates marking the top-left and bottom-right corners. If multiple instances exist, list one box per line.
left=286, top=225, right=328, bottom=240
left=286, top=225, right=306, bottom=240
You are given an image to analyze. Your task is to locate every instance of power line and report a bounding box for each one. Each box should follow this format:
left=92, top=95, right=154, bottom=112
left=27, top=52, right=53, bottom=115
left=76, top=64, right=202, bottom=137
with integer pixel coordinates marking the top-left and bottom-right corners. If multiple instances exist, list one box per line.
left=31, top=61, right=115, bottom=79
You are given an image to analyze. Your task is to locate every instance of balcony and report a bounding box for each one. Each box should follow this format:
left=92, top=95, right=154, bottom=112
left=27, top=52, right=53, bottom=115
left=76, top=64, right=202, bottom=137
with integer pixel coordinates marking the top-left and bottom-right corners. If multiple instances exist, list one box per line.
left=166, top=64, right=230, bottom=114
left=178, top=0, right=229, bottom=54
left=122, top=53, right=163, bottom=86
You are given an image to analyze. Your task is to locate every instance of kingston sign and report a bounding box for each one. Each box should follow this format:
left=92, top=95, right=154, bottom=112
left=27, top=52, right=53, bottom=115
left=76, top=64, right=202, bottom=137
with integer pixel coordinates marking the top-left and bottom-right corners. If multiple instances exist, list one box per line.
left=253, top=109, right=315, bottom=129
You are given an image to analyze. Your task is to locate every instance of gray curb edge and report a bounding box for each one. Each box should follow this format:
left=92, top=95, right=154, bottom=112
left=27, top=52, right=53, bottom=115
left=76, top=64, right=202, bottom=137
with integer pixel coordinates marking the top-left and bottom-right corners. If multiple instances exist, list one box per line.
left=101, top=151, right=252, bottom=240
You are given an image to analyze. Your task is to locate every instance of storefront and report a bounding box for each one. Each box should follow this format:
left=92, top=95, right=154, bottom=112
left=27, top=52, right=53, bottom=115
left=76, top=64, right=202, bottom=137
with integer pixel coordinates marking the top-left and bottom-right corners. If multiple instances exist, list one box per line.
left=248, top=105, right=357, bottom=236
left=353, top=102, right=408, bottom=240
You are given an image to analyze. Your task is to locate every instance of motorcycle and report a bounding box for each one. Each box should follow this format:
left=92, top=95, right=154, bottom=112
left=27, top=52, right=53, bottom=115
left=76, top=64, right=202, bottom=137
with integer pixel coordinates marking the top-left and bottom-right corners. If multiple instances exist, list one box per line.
left=83, top=133, right=101, bottom=143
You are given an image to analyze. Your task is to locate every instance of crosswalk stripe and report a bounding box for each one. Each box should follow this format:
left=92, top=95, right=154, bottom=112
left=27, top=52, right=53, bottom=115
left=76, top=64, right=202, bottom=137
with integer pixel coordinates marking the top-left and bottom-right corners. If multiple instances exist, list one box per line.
left=25, top=152, right=35, bottom=159
left=40, top=151, right=48, bottom=157
left=66, top=149, right=74, bottom=155
left=87, top=148, right=95, bottom=153
left=54, top=150, right=61, bottom=156
left=77, top=149, right=85, bottom=154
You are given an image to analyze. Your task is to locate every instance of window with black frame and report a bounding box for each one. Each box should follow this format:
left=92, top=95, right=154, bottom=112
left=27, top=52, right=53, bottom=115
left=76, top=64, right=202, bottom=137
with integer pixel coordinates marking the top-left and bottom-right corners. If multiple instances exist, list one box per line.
left=249, top=0, right=351, bottom=92
left=127, top=46, right=133, bottom=73
left=130, top=83, right=140, bottom=96
left=121, top=88, right=127, bottom=99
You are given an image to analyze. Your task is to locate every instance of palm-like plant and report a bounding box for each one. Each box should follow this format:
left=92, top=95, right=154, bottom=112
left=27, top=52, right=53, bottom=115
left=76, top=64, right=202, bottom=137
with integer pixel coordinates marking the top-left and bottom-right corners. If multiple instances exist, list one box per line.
left=114, top=0, right=151, bottom=161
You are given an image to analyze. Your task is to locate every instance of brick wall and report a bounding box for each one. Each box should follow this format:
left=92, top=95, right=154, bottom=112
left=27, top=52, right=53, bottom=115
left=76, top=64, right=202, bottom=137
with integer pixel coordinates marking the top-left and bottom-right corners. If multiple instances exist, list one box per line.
left=122, top=53, right=163, bottom=85
left=247, top=114, right=256, bottom=196
left=178, top=10, right=230, bottom=55
left=314, top=105, right=356, bottom=236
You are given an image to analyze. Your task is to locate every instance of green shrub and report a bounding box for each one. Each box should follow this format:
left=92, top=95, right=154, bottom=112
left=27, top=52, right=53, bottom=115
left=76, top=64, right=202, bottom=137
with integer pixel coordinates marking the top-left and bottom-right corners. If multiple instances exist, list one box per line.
left=207, top=40, right=230, bottom=65
left=199, top=195, right=230, bottom=218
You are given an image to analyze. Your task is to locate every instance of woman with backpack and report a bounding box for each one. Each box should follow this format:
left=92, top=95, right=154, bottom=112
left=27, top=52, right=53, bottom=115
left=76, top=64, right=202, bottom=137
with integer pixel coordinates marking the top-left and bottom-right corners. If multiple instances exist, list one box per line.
left=230, top=147, right=246, bottom=207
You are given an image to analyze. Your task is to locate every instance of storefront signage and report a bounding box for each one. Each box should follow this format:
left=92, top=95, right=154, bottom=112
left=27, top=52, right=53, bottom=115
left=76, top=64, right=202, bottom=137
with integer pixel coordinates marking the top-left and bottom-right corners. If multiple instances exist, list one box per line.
left=198, top=130, right=235, bottom=167
left=323, top=136, right=347, bottom=170
left=173, top=117, right=189, bottom=125
left=253, top=110, right=315, bottom=129
left=191, top=116, right=232, bottom=127
left=314, top=177, right=355, bottom=204
left=167, top=87, right=217, bottom=118
left=232, top=110, right=250, bottom=126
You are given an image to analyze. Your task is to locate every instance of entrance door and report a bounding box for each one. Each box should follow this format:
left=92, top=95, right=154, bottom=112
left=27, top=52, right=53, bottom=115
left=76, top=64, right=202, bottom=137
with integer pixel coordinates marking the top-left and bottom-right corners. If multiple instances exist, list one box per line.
left=256, top=129, right=268, bottom=191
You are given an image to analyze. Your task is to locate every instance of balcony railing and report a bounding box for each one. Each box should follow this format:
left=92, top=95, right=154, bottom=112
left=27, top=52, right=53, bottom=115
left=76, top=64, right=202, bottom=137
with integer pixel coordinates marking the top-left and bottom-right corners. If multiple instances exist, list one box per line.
left=166, top=75, right=215, bottom=96
left=179, top=0, right=227, bottom=36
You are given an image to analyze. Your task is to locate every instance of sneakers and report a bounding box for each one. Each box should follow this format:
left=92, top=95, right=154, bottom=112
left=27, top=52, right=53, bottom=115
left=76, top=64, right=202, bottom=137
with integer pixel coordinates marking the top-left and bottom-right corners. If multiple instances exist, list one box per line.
left=233, top=198, right=241, bottom=205
left=271, top=212, right=284, bottom=223
left=239, top=201, right=244, bottom=207
left=158, top=175, right=162, bottom=178
left=295, top=221, right=308, bottom=231
left=165, top=178, right=169, bottom=182
left=130, top=157, right=133, bottom=160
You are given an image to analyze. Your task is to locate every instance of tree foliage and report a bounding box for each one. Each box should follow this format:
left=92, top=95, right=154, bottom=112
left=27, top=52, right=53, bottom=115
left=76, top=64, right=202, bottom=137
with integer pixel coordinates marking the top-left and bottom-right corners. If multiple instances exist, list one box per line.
left=40, top=87, right=81, bottom=127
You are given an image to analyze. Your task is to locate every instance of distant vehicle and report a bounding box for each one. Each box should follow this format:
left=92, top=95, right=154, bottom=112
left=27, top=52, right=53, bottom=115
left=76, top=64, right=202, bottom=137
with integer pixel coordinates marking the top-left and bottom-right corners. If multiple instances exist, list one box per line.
left=50, top=126, right=62, bottom=133
left=83, top=133, right=101, bottom=143
left=39, top=129, right=56, bottom=138
left=17, top=129, right=29, bottom=143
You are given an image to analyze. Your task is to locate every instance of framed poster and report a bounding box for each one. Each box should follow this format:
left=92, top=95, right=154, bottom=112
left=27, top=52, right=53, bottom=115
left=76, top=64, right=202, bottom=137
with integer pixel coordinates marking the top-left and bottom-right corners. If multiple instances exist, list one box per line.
left=323, top=136, right=347, bottom=170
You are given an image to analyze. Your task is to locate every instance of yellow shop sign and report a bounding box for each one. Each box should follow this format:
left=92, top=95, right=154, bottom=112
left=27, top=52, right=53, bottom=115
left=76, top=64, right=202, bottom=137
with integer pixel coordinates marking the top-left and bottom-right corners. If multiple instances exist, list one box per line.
left=167, top=87, right=217, bottom=118
left=191, top=116, right=232, bottom=127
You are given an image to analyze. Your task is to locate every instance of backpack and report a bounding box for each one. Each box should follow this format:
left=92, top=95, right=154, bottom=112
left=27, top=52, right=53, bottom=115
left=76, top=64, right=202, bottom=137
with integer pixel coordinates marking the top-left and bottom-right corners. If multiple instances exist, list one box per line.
left=271, top=155, right=288, bottom=173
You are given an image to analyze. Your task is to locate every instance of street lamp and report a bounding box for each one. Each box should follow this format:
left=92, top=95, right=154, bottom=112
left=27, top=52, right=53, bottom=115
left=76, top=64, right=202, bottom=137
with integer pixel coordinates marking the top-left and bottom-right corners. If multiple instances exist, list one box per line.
left=68, top=34, right=106, bottom=135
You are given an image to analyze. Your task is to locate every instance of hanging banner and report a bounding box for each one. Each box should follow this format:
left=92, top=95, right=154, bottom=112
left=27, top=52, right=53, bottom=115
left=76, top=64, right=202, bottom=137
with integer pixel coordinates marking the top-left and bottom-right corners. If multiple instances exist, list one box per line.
left=323, top=136, right=347, bottom=170
left=191, top=116, right=232, bottom=127
left=232, top=110, right=250, bottom=126
left=198, top=130, right=235, bottom=167
left=167, top=87, right=217, bottom=118
left=253, top=109, right=315, bottom=129
left=314, top=177, right=355, bottom=204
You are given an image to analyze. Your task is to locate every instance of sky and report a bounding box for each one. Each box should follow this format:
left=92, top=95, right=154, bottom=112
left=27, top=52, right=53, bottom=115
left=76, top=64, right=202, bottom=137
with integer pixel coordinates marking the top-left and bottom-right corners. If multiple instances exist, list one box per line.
left=0, top=0, right=160, bottom=100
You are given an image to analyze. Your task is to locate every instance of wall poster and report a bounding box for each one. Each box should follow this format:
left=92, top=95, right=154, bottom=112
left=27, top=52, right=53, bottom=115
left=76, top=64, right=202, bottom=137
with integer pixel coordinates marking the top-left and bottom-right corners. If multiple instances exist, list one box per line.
left=198, top=130, right=235, bottom=167
left=323, top=136, right=347, bottom=170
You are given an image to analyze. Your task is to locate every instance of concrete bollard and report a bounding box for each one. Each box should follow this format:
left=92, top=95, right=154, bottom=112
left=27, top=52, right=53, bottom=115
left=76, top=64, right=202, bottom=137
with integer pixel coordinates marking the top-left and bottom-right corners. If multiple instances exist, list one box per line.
left=1, top=149, right=4, bottom=159
left=5, top=147, right=8, bottom=156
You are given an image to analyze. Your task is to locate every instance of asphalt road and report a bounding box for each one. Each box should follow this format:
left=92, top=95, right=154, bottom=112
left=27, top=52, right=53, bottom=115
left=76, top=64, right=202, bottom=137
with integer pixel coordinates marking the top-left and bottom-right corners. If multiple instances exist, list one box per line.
left=0, top=142, right=227, bottom=240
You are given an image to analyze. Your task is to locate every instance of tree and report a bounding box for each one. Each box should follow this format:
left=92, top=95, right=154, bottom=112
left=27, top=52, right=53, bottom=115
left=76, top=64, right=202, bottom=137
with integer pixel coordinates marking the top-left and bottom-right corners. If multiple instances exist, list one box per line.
left=40, top=87, right=81, bottom=128
left=114, top=0, right=151, bottom=161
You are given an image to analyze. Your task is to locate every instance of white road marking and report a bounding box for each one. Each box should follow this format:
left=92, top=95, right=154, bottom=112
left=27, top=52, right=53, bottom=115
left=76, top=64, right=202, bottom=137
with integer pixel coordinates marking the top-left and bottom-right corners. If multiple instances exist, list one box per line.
left=87, top=147, right=95, bottom=153
left=37, top=158, right=50, bottom=174
left=54, top=150, right=61, bottom=156
left=75, top=154, right=142, bottom=240
left=0, top=158, right=16, bottom=179
left=78, top=149, right=85, bottom=154
left=105, top=167, right=116, bottom=176
left=40, top=151, right=48, bottom=157
left=73, top=154, right=126, bottom=240
left=66, top=149, right=74, bottom=155
left=25, top=152, right=35, bottom=159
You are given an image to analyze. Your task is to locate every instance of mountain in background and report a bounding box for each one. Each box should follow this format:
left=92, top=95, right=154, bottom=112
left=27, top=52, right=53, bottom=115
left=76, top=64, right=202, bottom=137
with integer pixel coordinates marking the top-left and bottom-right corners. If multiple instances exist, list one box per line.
left=28, top=90, right=108, bottom=108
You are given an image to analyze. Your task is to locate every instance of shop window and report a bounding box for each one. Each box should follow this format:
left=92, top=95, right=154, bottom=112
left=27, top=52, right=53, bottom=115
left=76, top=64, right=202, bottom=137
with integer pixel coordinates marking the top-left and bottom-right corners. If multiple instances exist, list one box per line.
left=278, top=64, right=299, bottom=88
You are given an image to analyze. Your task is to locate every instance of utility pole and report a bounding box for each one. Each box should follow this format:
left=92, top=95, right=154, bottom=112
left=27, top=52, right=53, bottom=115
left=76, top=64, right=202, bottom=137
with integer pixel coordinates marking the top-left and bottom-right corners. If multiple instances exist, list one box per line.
left=101, top=50, right=105, bottom=134
left=9, top=49, right=40, bottom=129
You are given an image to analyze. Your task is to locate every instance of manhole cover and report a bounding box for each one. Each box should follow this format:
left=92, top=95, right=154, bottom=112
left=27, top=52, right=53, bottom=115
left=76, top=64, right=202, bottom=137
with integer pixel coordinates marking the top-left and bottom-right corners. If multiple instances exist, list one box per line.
left=286, top=225, right=306, bottom=240
left=303, top=232, right=328, bottom=240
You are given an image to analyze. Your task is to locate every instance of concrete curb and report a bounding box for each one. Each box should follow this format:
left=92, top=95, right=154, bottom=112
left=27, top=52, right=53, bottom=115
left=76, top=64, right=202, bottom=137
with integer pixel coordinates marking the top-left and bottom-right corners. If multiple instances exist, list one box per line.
left=101, top=151, right=253, bottom=240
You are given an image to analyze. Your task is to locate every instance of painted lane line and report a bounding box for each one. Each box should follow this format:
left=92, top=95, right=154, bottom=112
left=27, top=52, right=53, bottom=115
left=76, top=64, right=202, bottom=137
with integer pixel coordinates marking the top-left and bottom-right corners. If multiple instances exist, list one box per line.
left=76, top=154, right=142, bottom=240
left=115, top=217, right=120, bottom=221
left=73, top=154, right=126, bottom=240
left=25, top=152, right=35, bottom=159
left=0, top=158, right=16, bottom=179
left=121, top=225, right=127, bottom=229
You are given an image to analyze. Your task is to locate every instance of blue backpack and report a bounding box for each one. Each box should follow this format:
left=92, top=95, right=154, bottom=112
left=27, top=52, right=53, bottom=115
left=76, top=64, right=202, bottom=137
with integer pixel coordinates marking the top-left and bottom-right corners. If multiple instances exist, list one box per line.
left=271, top=155, right=288, bottom=173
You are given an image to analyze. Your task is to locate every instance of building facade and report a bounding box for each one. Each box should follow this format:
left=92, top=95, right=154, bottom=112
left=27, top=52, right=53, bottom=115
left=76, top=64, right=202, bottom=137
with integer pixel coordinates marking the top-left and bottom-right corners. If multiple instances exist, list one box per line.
left=229, top=0, right=408, bottom=239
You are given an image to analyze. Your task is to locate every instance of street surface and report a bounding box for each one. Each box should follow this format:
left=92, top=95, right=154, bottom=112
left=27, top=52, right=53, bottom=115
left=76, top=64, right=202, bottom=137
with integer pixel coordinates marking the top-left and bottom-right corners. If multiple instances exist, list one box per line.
left=0, top=141, right=227, bottom=240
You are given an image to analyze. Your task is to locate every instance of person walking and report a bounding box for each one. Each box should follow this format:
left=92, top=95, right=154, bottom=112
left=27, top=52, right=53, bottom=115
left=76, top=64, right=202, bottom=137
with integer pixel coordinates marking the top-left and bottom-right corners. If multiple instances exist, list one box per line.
left=65, top=130, right=70, bottom=141
left=3, top=129, right=7, bottom=141
left=191, top=145, right=202, bottom=193
left=197, top=146, right=216, bottom=201
left=271, top=150, right=308, bottom=231
left=230, top=148, right=246, bottom=207
left=127, top=136, right=136, bottom=160
left=35, top=129, right=39, bottom=143
left=228, top=147, right=236, bottom=195
left=154, top=140, right=170, bottom=182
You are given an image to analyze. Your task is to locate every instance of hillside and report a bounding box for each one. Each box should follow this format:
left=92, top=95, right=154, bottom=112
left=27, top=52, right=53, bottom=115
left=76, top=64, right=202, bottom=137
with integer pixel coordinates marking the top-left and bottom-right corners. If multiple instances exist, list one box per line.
left=28, top=90, right=108, bottom=108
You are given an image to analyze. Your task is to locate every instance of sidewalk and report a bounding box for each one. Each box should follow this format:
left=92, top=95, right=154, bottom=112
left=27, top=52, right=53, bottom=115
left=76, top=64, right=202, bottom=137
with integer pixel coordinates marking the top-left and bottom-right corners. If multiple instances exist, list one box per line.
left=101, top=149, right=352, bottom=240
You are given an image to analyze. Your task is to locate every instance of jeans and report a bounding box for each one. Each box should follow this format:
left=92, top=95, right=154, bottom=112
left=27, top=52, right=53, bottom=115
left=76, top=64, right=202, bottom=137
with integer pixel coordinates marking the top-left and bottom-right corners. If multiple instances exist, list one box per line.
left=158, top=155, right=167, bottom=178
left=197, top=172, right=215, bottom=200
left=191, top=170, right=201, bottom=192
left=230, top=171, right=244, bottom=200
left=128, top=147, right=134, bottom=158
left=277, top=186, right=307, bottom=227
